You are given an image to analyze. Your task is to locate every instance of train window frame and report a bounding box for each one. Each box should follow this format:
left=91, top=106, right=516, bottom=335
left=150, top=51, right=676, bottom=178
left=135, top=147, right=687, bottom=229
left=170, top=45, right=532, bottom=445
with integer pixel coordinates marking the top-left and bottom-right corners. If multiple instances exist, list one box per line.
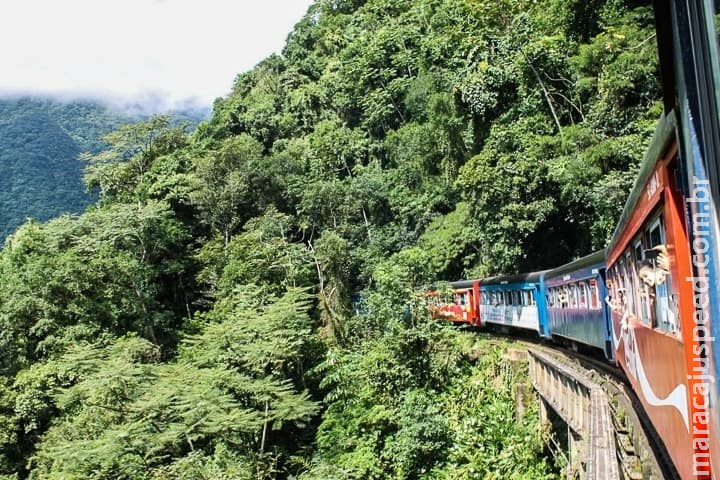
left=644, top=215, right=679, bottom=334
left=524, top=289, right=533, bottom=307
left=579, top=282, right=588, bottom=309
left=646, top=217, right=664, bottom=250
left=568, top=284, right=578, bottom=308
left=589, top=279, right=600, bottom=310
left=624, top=250, right=638, bottom=317
left=634, top=240, right=644, bottom=263
left=634, top=237, right=654, bottom=327
left=619, top=258, right=629, bottom=312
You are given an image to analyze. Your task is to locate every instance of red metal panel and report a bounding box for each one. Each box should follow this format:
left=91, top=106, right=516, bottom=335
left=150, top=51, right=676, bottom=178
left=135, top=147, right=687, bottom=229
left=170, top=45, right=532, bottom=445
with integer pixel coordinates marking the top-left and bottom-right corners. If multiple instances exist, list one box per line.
left=608, top=145, right=711, bottom=479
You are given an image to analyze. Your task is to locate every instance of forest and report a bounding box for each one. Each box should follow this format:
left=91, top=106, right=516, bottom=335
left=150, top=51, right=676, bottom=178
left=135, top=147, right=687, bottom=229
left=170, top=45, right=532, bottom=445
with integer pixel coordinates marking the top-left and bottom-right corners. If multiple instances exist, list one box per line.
left=0, top=98, right=135, bottom=240
left=0, top=98, right=207, bottom=241
left=0, top=0, right=661, bottom=478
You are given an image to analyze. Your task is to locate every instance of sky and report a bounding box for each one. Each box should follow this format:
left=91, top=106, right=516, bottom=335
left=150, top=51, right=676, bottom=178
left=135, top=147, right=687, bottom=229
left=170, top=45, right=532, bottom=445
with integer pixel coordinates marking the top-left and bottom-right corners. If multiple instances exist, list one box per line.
left=0, top=0, right=314, bottom=111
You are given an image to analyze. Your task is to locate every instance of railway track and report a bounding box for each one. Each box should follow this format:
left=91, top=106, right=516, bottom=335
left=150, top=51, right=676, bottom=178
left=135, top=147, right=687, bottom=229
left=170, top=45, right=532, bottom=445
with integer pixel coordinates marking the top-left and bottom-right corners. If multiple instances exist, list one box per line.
left=516, top=339, right=681, bottom=480
left=468, top=327, right=680, bottom=479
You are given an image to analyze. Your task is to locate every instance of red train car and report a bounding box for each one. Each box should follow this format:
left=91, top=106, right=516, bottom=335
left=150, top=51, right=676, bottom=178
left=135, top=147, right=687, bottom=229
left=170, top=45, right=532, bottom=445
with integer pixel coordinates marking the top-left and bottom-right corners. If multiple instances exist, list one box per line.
left=428, top=279, right=481, bottom=326
left=606, top=111, right=709, bottom=479
left=650, top=1, right=720, bottom=476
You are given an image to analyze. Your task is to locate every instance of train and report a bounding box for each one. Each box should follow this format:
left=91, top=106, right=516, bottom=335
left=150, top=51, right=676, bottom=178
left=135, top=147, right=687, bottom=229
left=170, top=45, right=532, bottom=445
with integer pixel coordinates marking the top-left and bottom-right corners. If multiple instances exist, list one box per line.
left=427, top=1, right=720, bottom=478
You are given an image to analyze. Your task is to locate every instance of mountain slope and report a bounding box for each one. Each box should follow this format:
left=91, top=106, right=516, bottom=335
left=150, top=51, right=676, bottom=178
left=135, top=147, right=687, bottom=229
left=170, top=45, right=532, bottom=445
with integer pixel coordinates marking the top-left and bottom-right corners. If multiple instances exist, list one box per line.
left=0, top=97, right=207, bottom=240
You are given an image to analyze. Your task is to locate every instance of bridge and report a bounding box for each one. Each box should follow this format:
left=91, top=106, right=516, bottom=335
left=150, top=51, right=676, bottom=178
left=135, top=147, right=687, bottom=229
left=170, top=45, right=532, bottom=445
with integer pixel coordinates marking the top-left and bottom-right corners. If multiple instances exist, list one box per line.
left=507, top=348, right=674, bottom=479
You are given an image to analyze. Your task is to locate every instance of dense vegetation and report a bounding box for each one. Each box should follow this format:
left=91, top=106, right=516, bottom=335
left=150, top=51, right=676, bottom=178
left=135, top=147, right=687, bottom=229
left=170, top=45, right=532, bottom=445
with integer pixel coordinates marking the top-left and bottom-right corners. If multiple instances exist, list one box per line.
left=0, top=98, right=132, bottom=240
left=0, top=0, right=661, bottom=478
left=0, top=97, right=207, bottom=241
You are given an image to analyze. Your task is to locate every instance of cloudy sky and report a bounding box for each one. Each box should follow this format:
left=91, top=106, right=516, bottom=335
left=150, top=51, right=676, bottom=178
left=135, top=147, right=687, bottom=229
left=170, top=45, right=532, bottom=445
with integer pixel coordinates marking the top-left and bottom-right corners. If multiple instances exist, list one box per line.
left=0, top=0, right=314, bottom=110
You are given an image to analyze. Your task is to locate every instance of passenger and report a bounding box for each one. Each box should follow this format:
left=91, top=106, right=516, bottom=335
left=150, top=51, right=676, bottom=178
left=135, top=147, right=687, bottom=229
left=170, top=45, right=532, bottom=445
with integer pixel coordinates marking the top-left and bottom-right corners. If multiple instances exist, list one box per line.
left=638, top=259, right=667, bottom=287
left=605, top=290, right=625, bottom=314
left=649, top=244, right=670, bottom=272
left=639, top=244, right=670, bottom=286
left=558, top=290, right=568, bottom=308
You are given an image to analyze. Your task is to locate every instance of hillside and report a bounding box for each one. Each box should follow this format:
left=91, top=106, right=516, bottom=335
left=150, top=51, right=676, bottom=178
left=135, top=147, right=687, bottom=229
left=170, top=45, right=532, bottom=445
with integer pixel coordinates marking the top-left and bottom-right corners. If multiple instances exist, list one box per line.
left=0, top=98, right=130, bottom=239
left=0, top=1, right=661, bottom=478
left=0, top=97, right=208, bottom=240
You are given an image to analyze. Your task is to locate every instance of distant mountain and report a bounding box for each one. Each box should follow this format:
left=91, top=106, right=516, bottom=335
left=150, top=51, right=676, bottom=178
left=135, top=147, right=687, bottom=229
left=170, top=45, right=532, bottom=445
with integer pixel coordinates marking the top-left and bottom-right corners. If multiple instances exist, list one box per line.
left=0, top=96, right=208, bottom=241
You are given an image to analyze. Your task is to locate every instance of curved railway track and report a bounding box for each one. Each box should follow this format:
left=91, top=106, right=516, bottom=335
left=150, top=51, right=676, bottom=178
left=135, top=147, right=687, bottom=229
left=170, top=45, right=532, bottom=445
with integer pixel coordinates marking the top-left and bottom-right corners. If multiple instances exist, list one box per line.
left=477, top=328, right=682, bottom=479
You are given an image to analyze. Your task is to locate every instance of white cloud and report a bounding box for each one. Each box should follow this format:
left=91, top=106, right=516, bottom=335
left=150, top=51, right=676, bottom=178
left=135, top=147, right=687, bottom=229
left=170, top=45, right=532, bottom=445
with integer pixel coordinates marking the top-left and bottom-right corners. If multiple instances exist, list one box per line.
left=0, top=0, right=314, bottom=110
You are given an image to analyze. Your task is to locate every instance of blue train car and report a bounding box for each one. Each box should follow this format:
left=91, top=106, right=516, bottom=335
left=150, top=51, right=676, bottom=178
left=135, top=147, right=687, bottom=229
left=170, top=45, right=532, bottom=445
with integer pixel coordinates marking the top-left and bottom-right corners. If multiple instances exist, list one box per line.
left=479, top=271, right=549, bottom=338
left=543, top=250, right=613, bottom=361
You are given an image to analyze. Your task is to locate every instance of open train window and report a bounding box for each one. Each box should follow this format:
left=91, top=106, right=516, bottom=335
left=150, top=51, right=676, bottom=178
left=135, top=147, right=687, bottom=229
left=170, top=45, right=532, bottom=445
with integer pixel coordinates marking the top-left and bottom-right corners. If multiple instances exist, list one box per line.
left=634, top=240, right=644, bottom=263
left=644, top=216, right=678, bottom=333
left=618, top=258, right=629, bottom=311
left=625, top=251, right=638, bottom=317
left=588, top=279, right=599, bottom=309
left=568, top=284, right=577, bottom=308
left=579, top=282, right=588, bottom=308
left=635, top=239, right=653, bottom=326
left=524, top=289, right=534, bottom=306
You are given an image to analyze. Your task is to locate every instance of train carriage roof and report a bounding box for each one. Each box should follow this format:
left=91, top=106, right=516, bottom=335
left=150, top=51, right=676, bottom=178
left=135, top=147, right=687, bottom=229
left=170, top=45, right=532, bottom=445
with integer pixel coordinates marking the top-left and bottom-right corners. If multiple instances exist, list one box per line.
left=448, top=279, right=479, bottom=289
left=481, top=270, right=549, bottom=286
left=545, top=250, right=606, bottom=281
left=607, top=111, right=676, bottom=255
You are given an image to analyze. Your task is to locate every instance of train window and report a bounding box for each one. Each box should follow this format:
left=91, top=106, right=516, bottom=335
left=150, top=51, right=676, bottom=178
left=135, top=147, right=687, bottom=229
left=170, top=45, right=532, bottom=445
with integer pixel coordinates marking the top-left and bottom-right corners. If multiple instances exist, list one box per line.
left=606, top=268, right=619, bottom=312
left=568, top=284, right=577, bottom=308
left=524, top=290, right=533, bottom=306
left=588, top=279, right=599, bottom=309
left=618, top=258, right=629, bottom=312
left=558, top=287, right=569, bottom=308
left=625, top=251, right=637, bottom=317
left=578, top=282, right=587, bottom=308
left=496, top=291, right=503, bottom=306
left=644, top=217, right=678, bottom=333
left=454, top=293, right=464, bottom=306
left=505, top=291, right=513, bottom=306
left=647, top=217, right=664, bottom=249
left=634, top=240, right=644, bottom=263
left=513, top=290, right=521, bottom=306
